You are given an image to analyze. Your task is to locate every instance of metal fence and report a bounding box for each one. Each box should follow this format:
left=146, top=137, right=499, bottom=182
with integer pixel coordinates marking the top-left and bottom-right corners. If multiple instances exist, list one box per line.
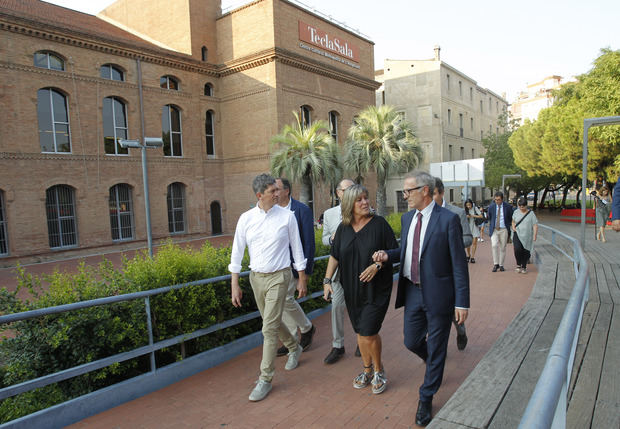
left=0, top=255, right=331, bottom=403
left=518, top=224, right=589, bottom=428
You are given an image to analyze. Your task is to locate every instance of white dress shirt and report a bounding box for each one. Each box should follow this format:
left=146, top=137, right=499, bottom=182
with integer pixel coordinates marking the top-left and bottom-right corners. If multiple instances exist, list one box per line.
left=403, top=201, right=435, bottom=281
left=228, top=204, right=307, bottom=274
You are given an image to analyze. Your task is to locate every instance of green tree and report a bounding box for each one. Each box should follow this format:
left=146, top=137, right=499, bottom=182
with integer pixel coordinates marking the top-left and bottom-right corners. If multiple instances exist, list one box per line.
left=270, top=112, right=341, bottom=207
left=344, top=105, right=422, bottom=216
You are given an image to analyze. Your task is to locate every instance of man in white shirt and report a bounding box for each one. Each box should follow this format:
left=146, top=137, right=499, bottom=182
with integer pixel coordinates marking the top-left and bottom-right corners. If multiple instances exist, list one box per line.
left=321, top=178, right=354, bottom=364
left=229, top=174, right=308, bottom=402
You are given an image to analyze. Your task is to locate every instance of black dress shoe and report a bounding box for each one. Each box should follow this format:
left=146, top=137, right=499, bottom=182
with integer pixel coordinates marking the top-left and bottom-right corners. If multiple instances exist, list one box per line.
left=492, top=264, right=499, bottom=272
left=299, top=325, right=316, bottom=351
left=355, top=345, right=361, bottom=357
left=499, top=265, right=505, bottom=272
left=456, top=323, right=468, bottom=350
left=415, top=400, right=432, bottom=426
left=324, top=347, right=345, bottom=364
left=276, top=345, right=288, bottom=357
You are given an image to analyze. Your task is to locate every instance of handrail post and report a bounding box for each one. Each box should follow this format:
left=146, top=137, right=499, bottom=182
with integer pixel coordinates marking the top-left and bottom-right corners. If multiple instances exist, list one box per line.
left=144, top=297, right=156, bottom=372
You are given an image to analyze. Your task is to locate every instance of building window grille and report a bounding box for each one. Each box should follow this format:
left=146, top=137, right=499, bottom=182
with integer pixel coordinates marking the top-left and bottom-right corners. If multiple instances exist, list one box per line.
left=167, top=183, right=186, bottom=234
left=0, top=190, right=7, bottom=256
left=160, top=75, right=179, bottom=90
left=205, top=110, right=215, bottom=156
left=162, top=105, right=183, bottom=157
left=100, top=64, right=124, bottom=81
left=37, top=88, right=71, bottom=153
left=103, top=97, right=128, bottom=155
left=109, top=184, right=134, bottom=241
left=45, top=185, right=78, bottom=249
left=204, top=83, right=213, bottom=96
left=329, top=111, right=339, bottom=142
left=300, top=105, right=312, bottom=128
left=34, top=51, right=64, bottom=71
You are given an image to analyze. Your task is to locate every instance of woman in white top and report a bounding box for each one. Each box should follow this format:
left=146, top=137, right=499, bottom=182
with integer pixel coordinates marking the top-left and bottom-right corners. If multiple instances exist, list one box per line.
left=511, top=197, right=538, bottom=273
left=464, top=199, right=484, bottom=263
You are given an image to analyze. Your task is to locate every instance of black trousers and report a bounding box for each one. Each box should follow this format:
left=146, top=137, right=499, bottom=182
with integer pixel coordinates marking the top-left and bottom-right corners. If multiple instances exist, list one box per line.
left=513, top=233, right=530, bottom=268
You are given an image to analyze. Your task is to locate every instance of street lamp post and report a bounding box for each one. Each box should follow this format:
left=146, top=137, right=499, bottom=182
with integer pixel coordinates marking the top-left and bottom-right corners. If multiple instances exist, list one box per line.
left=119, top=137, right=163, bottom=258
left=502, top=174, right=522, bottom=200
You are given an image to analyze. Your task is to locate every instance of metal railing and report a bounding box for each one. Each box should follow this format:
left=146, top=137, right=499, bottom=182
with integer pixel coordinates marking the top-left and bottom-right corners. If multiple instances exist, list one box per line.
left=0, top=255, right=331, bottom=402
left=518, top=224, right=590, bottom=428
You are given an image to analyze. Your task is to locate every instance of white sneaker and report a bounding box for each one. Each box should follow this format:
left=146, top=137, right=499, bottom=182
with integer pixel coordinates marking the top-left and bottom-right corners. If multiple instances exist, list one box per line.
left=521, top=268, right=527, bottom=274
left=249, top=379, right=272, bottom=401
left=285, top=345, right=302, bottom=370
left=515, top=267, right=522, bottom=273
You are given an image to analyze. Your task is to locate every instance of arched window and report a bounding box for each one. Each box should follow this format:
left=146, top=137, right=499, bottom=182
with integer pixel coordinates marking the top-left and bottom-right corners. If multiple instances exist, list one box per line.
left=205, top=110, right=215, bottom=156
left=162, top=105, right=182, bottom=157
left=100, top=64, right=124, bottom=81
left=167, top=183, right=186, bottom=234
left=37, top=88, right=71, bottom=153
left=210, top=201, right=222, bottom=235
left=45, top=185, right=78, bottom=248
left=103, top=97, right=128, bottom=155
left=0, top=190, right=7, bottom=256
left=328, top=111, right=339, bottom=142
left=109, top=184, right=134, bottom=241
left=201, top=46, right=208, bottom=62
left=204, top=83, right=214, bottom=96
left=34, top=51, right=64, bottom=71
left=300, top=105, right=312, bottom=129
left=160, top=75, right=179, bottom=90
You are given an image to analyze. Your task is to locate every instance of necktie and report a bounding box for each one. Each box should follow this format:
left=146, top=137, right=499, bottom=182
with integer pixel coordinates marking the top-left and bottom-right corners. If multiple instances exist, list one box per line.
left=410, top=212, right=423, bottom=283
left=496, top=205, right=501, bottom=230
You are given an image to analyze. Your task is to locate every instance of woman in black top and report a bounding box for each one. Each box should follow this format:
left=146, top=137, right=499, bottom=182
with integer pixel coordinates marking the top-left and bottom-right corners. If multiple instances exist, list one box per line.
left=323, top=184, right=398, bottom=394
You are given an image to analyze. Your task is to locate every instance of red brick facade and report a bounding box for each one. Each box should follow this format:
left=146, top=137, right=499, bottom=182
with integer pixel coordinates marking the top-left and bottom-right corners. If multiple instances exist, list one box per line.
left=0, top=0, right=378, bottom=260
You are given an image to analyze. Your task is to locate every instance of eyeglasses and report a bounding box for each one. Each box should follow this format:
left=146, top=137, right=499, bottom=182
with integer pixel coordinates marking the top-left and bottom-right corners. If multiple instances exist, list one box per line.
left=402, top=186, right=424, bottom=196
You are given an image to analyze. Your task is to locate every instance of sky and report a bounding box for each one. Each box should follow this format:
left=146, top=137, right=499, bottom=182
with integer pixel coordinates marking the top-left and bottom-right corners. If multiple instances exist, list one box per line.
left=45, top=0, right=618, bottom=102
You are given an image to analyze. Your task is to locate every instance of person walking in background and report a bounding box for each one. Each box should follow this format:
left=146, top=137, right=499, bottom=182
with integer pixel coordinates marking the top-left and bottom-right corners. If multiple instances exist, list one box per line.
left=432, top=178, right=470, bottom=351
left=464, top=199, right=483, bottom=264
left=511, top=197, right=538, bottom=273
left=274, top=178, right=316, bottom=357
left=592, top=184, right=612, bottom=242
left=323, top=184, right=398, bottom=395
left=487, top=192, right=514, bottom=272
left=612, top=181, right=620, bottom=232
left=373, top=171, right=469, bottom=426
left=321, top=178, right=355, bottom=364
left=229, top=174, right=307, bottom=402
left=478, top=205, right=487, bottom=242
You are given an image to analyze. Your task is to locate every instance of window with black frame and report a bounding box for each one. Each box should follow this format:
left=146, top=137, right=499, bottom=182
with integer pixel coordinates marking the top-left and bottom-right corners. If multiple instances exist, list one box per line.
left=0, top=190, right=8, bottom=256
left=167, top=183, right=186, bottom=234
left=45, top=185, right=78, bottom=248
left=109, top=184, right=134, bottom=241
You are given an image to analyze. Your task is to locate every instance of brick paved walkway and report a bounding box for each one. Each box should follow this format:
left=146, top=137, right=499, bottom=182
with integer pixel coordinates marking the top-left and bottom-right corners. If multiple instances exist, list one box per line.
left=65, top=238, right=535, bottom=429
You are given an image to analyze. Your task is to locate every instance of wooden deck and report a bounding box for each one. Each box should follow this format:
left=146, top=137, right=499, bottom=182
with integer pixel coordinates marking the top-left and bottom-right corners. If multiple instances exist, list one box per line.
left=429, top=215, right=620, bottom=428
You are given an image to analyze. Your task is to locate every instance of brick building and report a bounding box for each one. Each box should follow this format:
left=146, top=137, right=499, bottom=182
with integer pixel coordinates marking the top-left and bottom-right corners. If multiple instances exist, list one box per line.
left=0, top=0, right=378, bottom=260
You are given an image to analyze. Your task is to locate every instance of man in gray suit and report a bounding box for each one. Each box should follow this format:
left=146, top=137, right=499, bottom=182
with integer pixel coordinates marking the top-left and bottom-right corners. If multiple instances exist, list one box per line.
left=321, top=178, right=354, bottom=364
left=433, top=177, right=471, bottom=350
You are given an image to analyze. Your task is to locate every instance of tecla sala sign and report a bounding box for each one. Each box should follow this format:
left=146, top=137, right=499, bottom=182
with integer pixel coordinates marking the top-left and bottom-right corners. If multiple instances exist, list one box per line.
left=298, top=21, right=360, bottom=63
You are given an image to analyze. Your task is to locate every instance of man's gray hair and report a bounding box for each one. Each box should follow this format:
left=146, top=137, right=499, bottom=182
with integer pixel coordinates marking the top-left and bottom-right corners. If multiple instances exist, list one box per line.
left=406, top=170, right=435, bottom=191
left=252, top=173, right=276, bottom=194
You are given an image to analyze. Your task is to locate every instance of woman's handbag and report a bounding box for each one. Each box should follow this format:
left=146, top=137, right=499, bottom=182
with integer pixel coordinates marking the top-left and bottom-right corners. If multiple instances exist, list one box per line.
left=474, top=208, right=485, bottom=226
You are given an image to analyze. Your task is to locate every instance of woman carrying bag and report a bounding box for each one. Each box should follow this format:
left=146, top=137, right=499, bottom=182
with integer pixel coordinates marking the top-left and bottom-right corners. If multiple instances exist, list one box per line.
left=511, top=197, right=538, bottom=273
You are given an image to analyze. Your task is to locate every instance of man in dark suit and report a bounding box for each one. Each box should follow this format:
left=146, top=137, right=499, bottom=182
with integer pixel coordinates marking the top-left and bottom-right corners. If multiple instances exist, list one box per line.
left=275, top=178, right=316, bottom=356
left=612, top=181, right=620, bottom=232
left=487, top=191, right=514, bottom=272
left=373, top=171, right=469, bottom=426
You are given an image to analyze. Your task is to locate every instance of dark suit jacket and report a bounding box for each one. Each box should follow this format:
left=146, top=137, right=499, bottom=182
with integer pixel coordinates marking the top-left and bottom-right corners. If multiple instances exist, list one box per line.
left=387, top=204, right=469, bottom=315
left=290, top=198, right=315, bottom=276
left=487, top=201, right=514, bottom=237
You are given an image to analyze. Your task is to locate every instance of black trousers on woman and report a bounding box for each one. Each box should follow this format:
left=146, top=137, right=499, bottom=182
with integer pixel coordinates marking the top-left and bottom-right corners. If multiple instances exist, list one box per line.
left=513, top=233, right=530, bottom=268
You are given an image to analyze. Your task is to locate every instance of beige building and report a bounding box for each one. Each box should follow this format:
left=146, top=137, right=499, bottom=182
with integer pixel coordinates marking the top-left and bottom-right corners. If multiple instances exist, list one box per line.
left=0, top=0, right=378, bottom=260
left=509, top=75, right=566, bottom=124
left=375, top=47, right=508, bottom=211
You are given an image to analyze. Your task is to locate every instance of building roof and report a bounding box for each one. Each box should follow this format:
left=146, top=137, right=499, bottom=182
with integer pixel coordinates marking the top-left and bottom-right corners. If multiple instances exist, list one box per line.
left=0, top=0, right=185, bottom=58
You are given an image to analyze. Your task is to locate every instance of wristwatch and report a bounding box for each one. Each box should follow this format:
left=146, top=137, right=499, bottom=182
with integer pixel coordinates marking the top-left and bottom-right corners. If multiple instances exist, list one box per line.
left=323, top=277, right=332, bottom=285
left=375, top=263, right=381, bottom=270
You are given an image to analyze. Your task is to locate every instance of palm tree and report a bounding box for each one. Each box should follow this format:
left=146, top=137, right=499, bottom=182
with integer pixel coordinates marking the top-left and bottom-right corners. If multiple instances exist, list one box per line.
left=344, top=105, right=423, bottom=216
left=270, top=112, right=341, bottom=208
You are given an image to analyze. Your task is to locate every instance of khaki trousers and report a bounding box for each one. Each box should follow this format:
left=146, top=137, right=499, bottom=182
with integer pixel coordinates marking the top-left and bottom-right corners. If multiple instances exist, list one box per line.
left=281, top=271, right=313, bottom=338
left=250, top=268, right=298, bottom=382
left=491, top=228, right=508, bottom=266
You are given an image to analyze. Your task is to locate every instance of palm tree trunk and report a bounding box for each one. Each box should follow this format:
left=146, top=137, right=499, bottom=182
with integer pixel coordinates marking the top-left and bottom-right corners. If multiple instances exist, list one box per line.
left=376, top=174, right=387, bottom=217
left=300, top=175, right=313, bottom=213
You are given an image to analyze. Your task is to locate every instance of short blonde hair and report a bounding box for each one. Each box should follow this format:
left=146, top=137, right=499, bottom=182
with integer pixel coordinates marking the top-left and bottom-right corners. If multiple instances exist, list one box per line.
left=340, top=184, right=370, bottom=226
